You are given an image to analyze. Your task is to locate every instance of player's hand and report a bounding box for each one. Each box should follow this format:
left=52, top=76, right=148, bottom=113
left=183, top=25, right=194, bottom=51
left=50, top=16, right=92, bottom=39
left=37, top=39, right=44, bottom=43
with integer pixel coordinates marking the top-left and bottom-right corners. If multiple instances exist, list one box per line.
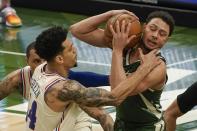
left=110, top=20, right=136, bottom=51
left=109, top=9, right=139, bottom=20
left=100, top=114, right=114, bottom=131
left=139, top=48, right=161, bottom=72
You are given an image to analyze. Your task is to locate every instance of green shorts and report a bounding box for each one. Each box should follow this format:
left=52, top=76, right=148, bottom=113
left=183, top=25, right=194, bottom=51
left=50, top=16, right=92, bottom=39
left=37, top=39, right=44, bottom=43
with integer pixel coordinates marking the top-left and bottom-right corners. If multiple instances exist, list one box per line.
left=114, top=118, right=165, bottom=131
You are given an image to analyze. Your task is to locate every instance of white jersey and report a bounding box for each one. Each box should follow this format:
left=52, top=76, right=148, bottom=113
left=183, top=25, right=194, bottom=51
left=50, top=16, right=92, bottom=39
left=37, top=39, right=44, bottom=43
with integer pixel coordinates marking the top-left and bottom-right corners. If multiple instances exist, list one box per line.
left=26, top=63, right=66, bottom=131
left=55, top=104, right=92, bottom=131
left=20, top=66, right=32, bottom=100
left=25, top=63, right=91, bottom=131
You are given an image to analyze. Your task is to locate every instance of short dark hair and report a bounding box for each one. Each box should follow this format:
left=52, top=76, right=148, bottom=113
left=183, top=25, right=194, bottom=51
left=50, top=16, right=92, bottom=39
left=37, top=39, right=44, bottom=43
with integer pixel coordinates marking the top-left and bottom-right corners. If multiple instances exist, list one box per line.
left=35, top=26, right=68, bottom=61
left=26, top=41, right=36, bottom=59
left=146, top=11, right=175, bottom=36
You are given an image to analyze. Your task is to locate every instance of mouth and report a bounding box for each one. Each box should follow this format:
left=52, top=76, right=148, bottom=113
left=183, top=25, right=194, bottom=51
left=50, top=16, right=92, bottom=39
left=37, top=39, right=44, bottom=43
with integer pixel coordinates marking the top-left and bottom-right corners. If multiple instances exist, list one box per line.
left=147, top=39, right=157, bottom=47
left=74, top=54, right=77, bottom=59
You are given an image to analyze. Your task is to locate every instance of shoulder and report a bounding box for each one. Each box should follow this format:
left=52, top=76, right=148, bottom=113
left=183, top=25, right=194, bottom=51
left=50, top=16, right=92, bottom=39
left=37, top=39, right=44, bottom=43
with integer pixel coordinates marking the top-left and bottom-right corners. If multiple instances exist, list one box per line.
left=6, top=69, right=22, bottom=82
left=45, top=79, right=84, bottom=95
left=20, top=66, right=32, bottom=79
left=52, top=79, right=84, bottom=91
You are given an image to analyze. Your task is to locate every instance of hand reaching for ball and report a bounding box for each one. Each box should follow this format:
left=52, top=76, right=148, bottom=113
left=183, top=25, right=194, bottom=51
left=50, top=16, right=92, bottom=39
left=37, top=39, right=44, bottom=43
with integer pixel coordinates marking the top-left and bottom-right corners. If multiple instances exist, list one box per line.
left=104, top=12, right=142, bottom=49
left=110, top=19, right=137, bottom=51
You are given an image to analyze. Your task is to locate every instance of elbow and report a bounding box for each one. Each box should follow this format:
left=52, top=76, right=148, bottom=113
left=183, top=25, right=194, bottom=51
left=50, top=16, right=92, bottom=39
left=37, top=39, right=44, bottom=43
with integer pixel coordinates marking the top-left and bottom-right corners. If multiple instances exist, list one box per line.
left=164, top=108, right=178, bottom=123
left=111, top=91, right=117, bottom=99
left=110, top=92, right=120, bottom=106
left=164, top=110, right=173, bottom=122
left=69, top=25, right=78, bottom=36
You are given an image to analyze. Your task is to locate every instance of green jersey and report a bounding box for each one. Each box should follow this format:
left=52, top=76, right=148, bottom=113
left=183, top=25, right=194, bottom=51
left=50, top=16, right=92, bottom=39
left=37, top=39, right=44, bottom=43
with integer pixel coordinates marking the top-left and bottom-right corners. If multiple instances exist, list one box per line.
left=114, top=48, right=167, bottom=131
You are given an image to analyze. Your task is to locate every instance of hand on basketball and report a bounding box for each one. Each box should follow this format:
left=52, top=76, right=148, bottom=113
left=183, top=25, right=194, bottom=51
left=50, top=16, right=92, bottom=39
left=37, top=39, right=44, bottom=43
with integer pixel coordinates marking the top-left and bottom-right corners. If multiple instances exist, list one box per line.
left=110, top=20, right=136, bottom=51
left=109, top=9, right=139, bottom=20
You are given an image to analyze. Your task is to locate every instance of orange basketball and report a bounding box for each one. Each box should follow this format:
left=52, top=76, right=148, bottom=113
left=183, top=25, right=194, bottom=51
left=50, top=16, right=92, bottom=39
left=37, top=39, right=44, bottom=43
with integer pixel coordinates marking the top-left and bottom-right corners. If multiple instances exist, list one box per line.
left=104, top=13, right=142, bottom=48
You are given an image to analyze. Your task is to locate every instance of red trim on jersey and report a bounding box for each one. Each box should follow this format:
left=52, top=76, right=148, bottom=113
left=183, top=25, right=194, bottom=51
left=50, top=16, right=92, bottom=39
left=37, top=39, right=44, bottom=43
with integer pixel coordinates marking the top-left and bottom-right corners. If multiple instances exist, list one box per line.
left=44, top=78, right=63, bottom=91
left=21, top=68, right=26, bottom=98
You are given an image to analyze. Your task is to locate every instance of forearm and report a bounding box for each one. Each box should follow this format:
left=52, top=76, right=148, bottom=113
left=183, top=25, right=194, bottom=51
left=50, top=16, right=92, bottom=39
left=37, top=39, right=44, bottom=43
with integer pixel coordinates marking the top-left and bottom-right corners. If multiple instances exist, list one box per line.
left=0, top=70, right=21, bottom=100
left=81, top=106, right=114, bottom=131
left=0, top=80, right=11, bottom=100
left=69, top=11, right=113, bottom=47
left=110, top=49, right=127, bottom=89
left=70, top=11, right=112, bottom=35
left=57, top=80, right=118, bottom=107
left=111, top=65, right=150, bottom=101
left=165, top=116, right=176, bottom=131
left=164, top=100, right=183, bottom=131
left=164, top=109, right=178, bottom=131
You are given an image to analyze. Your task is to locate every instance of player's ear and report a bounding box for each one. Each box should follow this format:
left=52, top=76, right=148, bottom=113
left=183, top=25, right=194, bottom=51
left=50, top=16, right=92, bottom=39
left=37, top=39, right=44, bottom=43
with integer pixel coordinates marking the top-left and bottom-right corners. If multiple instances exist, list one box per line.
left=142, top=23, right=147, bottom=30
left=55, top=54, right=64, bottom=64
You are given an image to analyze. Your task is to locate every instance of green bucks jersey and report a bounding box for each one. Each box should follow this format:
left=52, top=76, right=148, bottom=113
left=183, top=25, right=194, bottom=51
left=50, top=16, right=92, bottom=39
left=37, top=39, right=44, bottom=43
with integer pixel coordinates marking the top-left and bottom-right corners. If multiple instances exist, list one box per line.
left=115, top=48, right=167, bottom=131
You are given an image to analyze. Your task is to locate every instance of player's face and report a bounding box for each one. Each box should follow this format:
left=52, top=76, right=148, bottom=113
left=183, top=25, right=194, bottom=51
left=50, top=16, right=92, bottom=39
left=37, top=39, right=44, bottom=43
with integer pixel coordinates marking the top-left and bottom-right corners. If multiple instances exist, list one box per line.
left=142, top=18, right=170, bottom=50
left=27, top=49, right=44, bottom=71
left=61, top=39, right=77, bottom=69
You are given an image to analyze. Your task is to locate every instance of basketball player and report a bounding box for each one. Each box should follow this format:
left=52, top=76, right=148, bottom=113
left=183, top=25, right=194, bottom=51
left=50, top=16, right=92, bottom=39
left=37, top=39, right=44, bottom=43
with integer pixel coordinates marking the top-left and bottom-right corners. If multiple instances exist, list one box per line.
left=0, top=42, right=112, bottom=131
left=0, top=42, right=44, bottom=100
left=70, top=10, right=175, bottom=130
left=0, top=42, right=109, bottom=100
left=26, top=26, right=160, bottom=131
left=164, top=81, right=197, bottom=131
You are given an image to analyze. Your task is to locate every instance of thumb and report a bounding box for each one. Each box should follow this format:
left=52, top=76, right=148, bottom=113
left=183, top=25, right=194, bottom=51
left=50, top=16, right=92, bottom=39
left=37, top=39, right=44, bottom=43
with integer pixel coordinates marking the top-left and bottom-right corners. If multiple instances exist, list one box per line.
left=138, top=48, right=145, bottom=63
left=150, top=49, right=159, bottom=55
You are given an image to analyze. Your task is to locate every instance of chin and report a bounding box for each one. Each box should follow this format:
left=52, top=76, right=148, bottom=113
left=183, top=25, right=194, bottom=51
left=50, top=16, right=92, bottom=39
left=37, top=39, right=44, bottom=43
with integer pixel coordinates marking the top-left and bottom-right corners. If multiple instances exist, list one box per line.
left=73, top=62, right=77, bottom=67
left=143, top=43, right=152, bottom=51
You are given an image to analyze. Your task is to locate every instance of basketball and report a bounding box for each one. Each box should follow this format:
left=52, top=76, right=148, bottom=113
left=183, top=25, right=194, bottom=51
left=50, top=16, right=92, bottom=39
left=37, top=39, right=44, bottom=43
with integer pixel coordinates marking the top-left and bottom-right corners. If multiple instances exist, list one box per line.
left=104, top=13, right=142, bottom=48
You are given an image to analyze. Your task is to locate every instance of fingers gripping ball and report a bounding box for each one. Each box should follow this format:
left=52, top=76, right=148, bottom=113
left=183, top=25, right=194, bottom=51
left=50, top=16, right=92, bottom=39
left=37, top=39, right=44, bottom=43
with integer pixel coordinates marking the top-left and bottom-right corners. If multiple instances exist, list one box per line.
left=104, top=13, right=142, bottom=48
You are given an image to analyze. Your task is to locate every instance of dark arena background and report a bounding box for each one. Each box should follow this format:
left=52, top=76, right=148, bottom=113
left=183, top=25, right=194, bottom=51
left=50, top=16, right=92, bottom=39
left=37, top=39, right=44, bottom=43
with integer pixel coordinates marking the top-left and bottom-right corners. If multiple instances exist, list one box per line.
left=12, top=0, right=197, bottom=27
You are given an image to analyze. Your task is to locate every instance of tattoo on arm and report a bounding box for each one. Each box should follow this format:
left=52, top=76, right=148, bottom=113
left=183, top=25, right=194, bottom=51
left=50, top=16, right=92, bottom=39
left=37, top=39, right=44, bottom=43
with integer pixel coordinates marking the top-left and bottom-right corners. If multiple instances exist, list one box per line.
left=0, top=70, right=21, bottom=100
left=80, top=106, right=102, bottom=120
left=80, top=106, right=114, bottom=131
left=57, top=80, right=117, bottom=107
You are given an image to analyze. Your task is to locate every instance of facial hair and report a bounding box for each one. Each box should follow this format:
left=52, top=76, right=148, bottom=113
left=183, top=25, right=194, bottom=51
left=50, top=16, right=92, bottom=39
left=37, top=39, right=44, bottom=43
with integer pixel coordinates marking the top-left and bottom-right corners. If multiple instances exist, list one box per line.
left=141, top=39, right=152, bottom=53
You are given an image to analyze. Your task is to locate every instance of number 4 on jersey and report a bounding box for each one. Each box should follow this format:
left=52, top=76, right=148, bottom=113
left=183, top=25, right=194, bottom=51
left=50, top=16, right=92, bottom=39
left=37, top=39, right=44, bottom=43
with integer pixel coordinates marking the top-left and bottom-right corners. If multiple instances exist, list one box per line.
left=26, top=101, right=37, bottom=130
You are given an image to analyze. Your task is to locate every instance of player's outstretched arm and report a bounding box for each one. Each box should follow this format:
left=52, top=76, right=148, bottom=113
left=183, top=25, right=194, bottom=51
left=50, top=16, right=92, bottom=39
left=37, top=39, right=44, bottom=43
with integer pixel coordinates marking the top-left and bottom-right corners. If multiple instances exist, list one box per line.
left=56, top=80, right=118, bottom=107
left=69, top=9, right=135, bottom=48
left=0, top=69, right=21, bottom=100
left=80, top=106, right=114, bottom=131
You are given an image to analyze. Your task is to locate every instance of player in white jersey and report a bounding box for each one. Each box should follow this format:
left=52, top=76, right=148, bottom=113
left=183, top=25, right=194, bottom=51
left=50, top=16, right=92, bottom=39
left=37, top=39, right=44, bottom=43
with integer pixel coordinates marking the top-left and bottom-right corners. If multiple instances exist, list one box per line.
left=26, top=62, right=66, bottom=130
left=0, top=42, right=113, bottom=131
left=0, top=41, right=115, bottom=131
left=27, top=26, right=160, bottom=131
left=0, top=42, right=44, bottom=101
left=20, top=66, right=32, bottom=99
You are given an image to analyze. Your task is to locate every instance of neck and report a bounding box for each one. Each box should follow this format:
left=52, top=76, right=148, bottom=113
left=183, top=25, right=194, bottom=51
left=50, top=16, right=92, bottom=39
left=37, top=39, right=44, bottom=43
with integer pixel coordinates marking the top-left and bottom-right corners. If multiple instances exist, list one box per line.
left=46, top=62, right=69, bottom=78
left=138, top=39, right=151, bottom=54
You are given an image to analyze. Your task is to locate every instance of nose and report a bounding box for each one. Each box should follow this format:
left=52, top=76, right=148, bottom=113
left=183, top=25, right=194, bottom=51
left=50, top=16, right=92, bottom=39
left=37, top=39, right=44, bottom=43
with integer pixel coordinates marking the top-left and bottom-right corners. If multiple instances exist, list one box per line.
left=152, top=31, right=158, bottom=40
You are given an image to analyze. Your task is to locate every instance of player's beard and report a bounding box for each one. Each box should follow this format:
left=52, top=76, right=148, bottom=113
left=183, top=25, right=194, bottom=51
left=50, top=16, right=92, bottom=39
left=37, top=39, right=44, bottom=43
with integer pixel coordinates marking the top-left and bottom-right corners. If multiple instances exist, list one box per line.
left=141, top=39, right=152, bottom=53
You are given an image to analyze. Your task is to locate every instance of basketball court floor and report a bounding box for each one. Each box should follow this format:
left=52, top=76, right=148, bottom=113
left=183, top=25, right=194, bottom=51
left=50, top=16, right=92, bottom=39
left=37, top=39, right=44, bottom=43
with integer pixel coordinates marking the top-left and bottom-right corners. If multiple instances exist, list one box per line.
left=0, top=7, right=197, bottom=131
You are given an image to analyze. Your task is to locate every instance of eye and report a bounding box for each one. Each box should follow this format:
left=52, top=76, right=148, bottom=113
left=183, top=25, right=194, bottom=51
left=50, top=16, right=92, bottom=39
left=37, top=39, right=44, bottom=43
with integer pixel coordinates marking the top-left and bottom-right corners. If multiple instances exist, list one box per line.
left=34, top=59, right=41, bottom=64
left=149, top=25, right=157, bottom=31
left=159, top=30, right=168, bottom=37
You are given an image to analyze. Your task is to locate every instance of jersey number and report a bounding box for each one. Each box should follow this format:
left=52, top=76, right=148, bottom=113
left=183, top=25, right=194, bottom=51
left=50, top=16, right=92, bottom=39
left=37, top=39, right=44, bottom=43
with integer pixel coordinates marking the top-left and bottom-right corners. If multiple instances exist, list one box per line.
left=27, top=100, right=37, bottom=130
